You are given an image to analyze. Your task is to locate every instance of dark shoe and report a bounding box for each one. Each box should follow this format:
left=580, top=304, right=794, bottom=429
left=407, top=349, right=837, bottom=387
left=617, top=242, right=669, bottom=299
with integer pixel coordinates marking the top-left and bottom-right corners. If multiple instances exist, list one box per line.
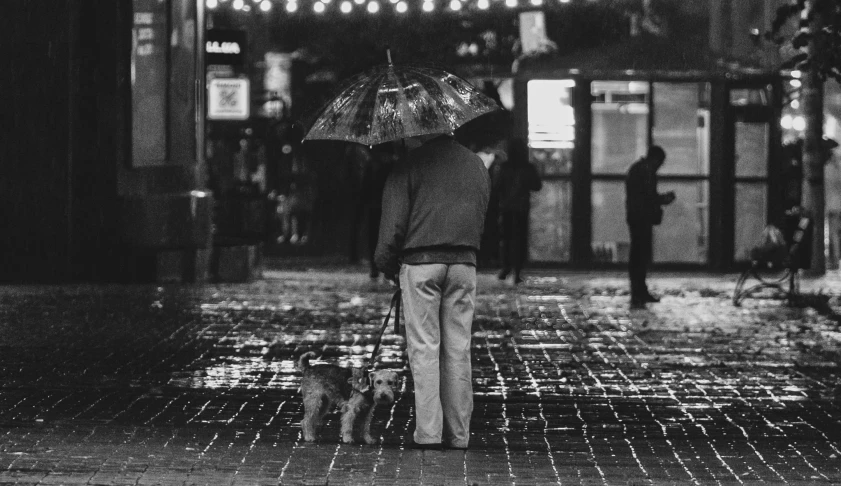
left=514, top=277, right=524, bottom=285
left=630, top=300, right=647, bottom=310
left=497, top=269, right=510, bottom=280
left=644, top=293, right=660, bottom=303
left=408, top=441, right=443, bottom=451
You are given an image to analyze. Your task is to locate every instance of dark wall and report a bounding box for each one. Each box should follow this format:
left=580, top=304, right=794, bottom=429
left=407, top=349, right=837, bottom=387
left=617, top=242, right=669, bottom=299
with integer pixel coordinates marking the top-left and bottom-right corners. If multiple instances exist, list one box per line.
left=0, top=0, right=126, bottom=282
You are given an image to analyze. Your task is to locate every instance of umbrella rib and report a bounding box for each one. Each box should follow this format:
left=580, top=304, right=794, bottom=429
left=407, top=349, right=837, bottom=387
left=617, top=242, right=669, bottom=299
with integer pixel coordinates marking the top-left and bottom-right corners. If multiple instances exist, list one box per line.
left=410, top=68, right=457, bottom=133
left=350, top=70, right=386, bottom=145
left=377, top=68, right=408, bottom=144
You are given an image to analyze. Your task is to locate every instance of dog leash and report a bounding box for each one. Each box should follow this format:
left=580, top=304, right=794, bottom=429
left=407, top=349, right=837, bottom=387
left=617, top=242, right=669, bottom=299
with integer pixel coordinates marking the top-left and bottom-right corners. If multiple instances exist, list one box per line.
left=367, top=284, right=401, bottom=369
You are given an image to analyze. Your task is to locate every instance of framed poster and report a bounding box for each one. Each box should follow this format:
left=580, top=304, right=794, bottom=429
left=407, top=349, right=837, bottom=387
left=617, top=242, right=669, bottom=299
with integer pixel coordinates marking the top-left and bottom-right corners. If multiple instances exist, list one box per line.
left=208, top=78, right=250, bottom=120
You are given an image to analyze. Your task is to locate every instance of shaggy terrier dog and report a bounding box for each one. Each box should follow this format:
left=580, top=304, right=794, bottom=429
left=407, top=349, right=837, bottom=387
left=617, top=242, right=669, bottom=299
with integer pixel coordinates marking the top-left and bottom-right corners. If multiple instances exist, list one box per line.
left=298, top=352, right=399, bottom=444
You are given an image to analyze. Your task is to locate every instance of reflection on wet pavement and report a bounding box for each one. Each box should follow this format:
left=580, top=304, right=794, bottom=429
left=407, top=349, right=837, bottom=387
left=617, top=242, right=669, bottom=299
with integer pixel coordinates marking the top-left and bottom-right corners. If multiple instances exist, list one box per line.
left=0, top=273, right=839, bottom=484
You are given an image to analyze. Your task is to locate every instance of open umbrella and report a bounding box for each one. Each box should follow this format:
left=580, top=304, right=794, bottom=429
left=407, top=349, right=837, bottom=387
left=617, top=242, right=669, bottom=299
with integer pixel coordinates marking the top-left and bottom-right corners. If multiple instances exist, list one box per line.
left=303, top=55, right=501, bottom=146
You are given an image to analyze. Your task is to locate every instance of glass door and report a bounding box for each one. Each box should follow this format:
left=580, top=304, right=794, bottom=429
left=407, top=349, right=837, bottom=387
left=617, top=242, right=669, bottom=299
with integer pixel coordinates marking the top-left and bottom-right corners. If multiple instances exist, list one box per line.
left=590, top=80, right=649, bottom=263
left=651, top=82, right=711, bottom=264
left=589, top=81, right=711, bottom=264
left=526, top=79, right=576, bottom=262
left=730, top=88, right=771, bottom=262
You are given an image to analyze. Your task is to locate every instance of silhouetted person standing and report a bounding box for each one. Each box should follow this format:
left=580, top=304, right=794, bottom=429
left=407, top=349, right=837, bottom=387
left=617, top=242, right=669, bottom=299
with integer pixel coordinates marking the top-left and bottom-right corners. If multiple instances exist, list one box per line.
left=363, top=144, right=395, bottom=278
left=625, top=146, right=675, bottom=308
left=496, top=138, right=542, bottom=284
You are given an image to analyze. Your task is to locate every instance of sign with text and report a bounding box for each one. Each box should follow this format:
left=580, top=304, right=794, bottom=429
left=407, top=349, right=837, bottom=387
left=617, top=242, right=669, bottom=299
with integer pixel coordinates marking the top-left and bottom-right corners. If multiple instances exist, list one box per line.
left=132, top=0, right=168, bottom=165
left=519, top=11, right=548, bottom=54
left=208, top=78, right=250, bottom=120
left=206, top=29, right=246, bottom=66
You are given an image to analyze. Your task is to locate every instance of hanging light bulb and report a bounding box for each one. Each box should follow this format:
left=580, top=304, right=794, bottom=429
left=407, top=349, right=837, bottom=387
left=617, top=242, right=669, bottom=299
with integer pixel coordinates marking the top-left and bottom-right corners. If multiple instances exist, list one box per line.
left=259, top=0, right=272, bottom=10
left=367, top=1, right=380, bottom=12
left=396, top=0, right=408, bottom=12
left=341, top=0, right=353, bottom=11
left=286, top=1, right=298, bottom=12
left=505, top=0, right=516, bottom=8
left=242, top=3, right=251, bottom=10
left=422, top=0, right=434, bottom=11
left=449, top=0, right=461, bottom=10
left=207, top=0, right=219, bottom=8
left=477, top=0, right=489, bottom=9
left=314, top=1, right=325, bottom=12
left=233, top=0, right=244, bottom=9
left=530, top=0, right=542, bottom=5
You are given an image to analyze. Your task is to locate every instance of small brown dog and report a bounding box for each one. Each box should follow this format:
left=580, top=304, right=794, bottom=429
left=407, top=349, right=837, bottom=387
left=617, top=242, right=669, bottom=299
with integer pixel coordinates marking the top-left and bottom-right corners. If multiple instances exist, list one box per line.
left=298, top=352, right=400, bottom=444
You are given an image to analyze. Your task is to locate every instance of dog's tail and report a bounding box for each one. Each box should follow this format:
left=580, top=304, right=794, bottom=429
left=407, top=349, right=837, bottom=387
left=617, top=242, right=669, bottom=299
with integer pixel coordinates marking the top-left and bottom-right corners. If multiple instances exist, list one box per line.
left=297, top=351, right=318, bottom=371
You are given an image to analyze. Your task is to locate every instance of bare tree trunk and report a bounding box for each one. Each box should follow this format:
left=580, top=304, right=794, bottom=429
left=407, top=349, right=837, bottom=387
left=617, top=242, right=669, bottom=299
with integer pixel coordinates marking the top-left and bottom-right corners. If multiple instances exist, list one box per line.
left=801, top=0, right=826, bottom=275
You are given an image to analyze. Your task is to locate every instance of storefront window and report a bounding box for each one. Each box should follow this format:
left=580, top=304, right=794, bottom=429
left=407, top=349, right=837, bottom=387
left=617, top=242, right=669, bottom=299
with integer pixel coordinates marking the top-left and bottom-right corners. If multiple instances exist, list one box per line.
left=529, top=180, right=572, bottom=262
left=653, top=181, right=709, bottom=263
left=592, top=181, right=630, bottom=263
left=730, top=88, right=768, bottom=106
left=733, top=120, right=770, bottom=261
left=731, top=86, right=770, bottom=261
left=132, top=0, right=169, bottom=165
left=131, top=0, right=198, bottom=167
left=652, top=83, right=710, bottom=176
left=734, top=183, right=768, bottom=261
left=735, top=122, right=769, bottom=177
left=590, top=81, right=710, bottom=264
left=527, top=80, right=575, bottom=176
left=591, top=81, right=649, bottom=174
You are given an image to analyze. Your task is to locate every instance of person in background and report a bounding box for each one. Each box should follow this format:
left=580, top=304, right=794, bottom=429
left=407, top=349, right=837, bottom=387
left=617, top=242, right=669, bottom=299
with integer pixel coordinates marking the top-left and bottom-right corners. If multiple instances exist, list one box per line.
left=346, top=145, right=373, bottom=264
left=363, top=144, right=396, bottom=278
left=375, top=133, right=490, bottom=451
left=495, top=138, right=542, bottom=284
left=625, top=145, right=675, bottom=309
left=249, top=139, right=268, bottom=194
left=477, top=143, right=505, bottom=268
left=287, top=171, right=316, bottom=245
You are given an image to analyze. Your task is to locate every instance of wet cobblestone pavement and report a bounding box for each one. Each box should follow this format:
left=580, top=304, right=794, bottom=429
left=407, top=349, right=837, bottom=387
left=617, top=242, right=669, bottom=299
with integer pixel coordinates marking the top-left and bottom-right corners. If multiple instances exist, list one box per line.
left=0, top=268, right=840, bottom=485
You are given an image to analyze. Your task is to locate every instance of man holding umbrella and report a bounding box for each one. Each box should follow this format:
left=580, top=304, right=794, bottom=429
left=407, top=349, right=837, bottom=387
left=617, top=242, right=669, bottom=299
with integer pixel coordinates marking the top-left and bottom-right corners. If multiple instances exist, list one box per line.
left=303, top=57, right=499, bottom=450
left=375, top=133, right=490, bottom=450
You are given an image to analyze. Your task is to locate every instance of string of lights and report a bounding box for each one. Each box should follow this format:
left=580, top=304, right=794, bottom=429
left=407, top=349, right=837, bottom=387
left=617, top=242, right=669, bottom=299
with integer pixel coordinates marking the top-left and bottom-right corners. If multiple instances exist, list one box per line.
left=206, top=0, right=571, bottom=15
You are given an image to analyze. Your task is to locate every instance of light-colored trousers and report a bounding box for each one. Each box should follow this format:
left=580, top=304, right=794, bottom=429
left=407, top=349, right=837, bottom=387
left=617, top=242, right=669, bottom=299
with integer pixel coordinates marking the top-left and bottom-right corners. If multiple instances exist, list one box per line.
left=399, top=263, right=476, bottom=448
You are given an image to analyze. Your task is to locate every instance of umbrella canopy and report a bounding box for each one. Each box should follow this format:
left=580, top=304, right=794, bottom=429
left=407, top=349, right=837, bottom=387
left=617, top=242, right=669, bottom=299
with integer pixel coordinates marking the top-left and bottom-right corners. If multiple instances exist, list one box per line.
left=303, top=63, right=501, bottom=146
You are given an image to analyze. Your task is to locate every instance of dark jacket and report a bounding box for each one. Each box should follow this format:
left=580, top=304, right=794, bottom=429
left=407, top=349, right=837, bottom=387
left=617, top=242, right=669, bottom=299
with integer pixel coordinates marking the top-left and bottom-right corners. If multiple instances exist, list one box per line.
left=495, top=160, right=542, bottom=213
left=625, top=158, right=669, bottom=226
left=374, top=136, right=491, bottom=277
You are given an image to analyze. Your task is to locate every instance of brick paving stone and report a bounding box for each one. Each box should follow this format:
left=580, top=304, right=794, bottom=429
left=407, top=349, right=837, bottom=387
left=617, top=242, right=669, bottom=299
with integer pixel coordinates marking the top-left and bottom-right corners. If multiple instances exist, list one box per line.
left=0, top=269, right=839, bottom=484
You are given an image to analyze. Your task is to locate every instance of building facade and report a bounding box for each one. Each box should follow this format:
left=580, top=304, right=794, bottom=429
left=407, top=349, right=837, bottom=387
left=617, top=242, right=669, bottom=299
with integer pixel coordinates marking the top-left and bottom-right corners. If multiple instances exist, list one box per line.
left=2, top=0, right=823, bottom=281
